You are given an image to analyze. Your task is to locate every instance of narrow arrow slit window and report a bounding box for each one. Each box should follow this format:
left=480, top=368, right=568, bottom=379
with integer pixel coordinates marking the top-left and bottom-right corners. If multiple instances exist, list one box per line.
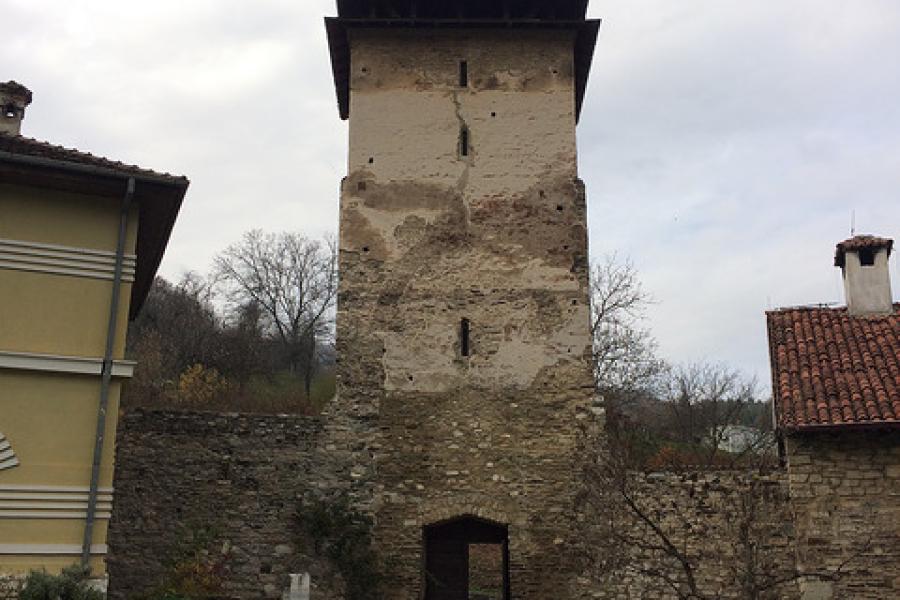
left=460, top=126, right=470, bottom=157
left=460, top=318, right=471, bottom=357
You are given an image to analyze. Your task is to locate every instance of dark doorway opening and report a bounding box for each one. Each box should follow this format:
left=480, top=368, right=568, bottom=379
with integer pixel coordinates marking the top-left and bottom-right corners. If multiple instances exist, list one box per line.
left=424, top=516, right=510, bottom=600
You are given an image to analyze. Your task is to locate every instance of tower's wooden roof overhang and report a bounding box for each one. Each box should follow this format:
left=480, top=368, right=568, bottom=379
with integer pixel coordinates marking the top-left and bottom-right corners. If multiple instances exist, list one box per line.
left=325, top=0, right=601, bottom=122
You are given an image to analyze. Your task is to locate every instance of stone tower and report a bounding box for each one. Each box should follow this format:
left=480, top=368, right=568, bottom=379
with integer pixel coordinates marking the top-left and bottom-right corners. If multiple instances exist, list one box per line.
left=325, top=2, right=600, bottom=598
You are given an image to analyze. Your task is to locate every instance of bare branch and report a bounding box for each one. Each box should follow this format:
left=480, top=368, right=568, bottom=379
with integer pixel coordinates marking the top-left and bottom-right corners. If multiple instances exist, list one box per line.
left=213, top=230, right=337, bottom=396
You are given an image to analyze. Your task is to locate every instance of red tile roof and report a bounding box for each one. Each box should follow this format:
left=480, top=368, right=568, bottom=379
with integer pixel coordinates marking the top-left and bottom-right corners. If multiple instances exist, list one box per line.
left=834, top=235, right=893, bottom=267
left=0, top=133, right=187, bottom=184
left=767, top=305, right=900, bottom=431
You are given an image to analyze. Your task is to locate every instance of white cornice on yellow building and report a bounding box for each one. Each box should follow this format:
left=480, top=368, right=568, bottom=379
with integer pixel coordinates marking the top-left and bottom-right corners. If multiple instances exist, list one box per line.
left=0, top=544, right=107, bottom=556
left=0, top=350, right=135, bottom=378
left=0, top=237, right=136, bottom=282
left=0, top=485, right=114, bottom=521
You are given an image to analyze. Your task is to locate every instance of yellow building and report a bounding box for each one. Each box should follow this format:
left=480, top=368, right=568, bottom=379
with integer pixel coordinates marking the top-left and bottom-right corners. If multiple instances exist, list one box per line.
left=0, top=81, right=188, bottom=581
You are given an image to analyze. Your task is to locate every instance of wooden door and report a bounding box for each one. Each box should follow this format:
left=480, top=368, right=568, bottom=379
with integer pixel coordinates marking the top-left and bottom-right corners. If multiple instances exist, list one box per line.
left=425, top=537, right=468, bottom=600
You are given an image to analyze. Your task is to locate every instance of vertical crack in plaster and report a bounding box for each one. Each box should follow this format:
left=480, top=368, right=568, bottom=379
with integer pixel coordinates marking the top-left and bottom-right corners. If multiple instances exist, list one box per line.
left=450, top=91, right=471, bottom=196
left=450, top=91, right=473, bottom=236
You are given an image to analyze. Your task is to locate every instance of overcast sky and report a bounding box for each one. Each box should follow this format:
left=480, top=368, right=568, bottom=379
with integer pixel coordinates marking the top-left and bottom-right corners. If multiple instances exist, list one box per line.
left=6, top=0, right=900, bottom=388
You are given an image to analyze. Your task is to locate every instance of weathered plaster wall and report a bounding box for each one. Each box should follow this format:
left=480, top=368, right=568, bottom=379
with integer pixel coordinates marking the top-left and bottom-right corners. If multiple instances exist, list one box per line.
left=786, top=432, right=900, bottom=599
left=106, top=409, right=344, bottom=600
left=331, top=29, right=596, bottom=599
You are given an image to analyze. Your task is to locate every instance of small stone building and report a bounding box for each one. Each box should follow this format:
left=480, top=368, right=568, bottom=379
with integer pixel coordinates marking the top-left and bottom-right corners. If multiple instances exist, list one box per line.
left=766, top=235, right=900, bottom=599
left=0, top=81, right=187, bottom=585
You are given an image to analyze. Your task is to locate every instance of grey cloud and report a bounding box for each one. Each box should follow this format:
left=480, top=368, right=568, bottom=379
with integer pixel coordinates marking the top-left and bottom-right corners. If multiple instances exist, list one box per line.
left=6, top=0, right=899, bottom=388
left=583, top=0, right=900, bottom=383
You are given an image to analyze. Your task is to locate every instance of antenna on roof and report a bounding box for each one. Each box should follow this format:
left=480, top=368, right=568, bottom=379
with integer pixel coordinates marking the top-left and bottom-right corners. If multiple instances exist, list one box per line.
left=850, top=210, right=856, bottom=236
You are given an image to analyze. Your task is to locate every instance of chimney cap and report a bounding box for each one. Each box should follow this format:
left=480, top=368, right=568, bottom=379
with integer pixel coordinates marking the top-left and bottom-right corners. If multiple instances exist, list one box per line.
left=835, top=235, right=893, bottom=268
left=0, top=81, right=33, bottom=106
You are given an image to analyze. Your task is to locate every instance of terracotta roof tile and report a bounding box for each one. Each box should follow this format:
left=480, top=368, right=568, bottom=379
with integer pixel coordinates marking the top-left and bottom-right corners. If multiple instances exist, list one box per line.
left=767, top=304, right=900, bottom=431
left=0, top=133, right=187, bottom=184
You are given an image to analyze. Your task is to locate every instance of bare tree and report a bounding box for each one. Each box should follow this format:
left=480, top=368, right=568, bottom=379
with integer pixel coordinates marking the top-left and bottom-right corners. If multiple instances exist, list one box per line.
left=583, top=259, right=850, bottom=597
left=214, top=230, right=337, bottom=399
left=661, top=363, right=766, bottom=468
left=590, top=254, right=666, bottom=422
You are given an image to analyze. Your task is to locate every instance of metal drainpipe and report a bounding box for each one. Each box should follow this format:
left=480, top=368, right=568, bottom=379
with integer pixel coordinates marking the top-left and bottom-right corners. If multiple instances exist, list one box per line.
left=81, top=177, right=135, bottom=569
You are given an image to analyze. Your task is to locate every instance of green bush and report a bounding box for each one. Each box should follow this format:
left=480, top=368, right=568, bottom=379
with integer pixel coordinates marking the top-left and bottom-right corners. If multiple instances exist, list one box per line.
left=295, top=496, right=381, bottom=600
left=18, top=565, right=103, bottom=600
left=137, top=523, right=229, bottom=600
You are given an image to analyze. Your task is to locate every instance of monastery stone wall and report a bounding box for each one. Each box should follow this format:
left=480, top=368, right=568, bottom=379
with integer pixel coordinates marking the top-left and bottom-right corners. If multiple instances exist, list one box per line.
left=583, top=469, right=800, bottom=599
left=106, top=410, right=900, bottom=599
left=106, top=409, right=344, bottom=600
left=786, top=431, right=900, bottom=599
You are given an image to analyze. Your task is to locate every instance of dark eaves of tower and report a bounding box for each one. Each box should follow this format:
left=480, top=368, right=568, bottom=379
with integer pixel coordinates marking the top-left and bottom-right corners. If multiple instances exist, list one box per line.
left=326, top=0, right=600, bottom=121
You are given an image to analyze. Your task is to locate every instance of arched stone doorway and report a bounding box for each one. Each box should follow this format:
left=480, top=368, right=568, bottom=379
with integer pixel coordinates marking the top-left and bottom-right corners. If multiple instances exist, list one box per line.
left=424, top=516, right=510, bottom=600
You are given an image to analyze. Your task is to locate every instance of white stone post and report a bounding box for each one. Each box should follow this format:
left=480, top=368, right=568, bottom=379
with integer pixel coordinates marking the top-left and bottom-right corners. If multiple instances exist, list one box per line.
left=282, top=573, right=310, bottom=600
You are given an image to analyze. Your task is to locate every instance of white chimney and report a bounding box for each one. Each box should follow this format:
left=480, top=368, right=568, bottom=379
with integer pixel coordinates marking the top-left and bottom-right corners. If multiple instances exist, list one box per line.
left=0, top=81, right=32, bottom=136
left=835, top=235, right=894, bottom=316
